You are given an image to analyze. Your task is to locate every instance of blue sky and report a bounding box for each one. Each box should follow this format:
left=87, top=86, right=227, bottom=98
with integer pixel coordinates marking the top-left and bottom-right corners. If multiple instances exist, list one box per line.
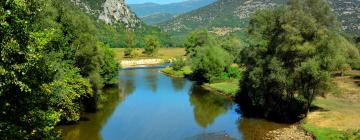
left=126, top=0, right=187, bottom=4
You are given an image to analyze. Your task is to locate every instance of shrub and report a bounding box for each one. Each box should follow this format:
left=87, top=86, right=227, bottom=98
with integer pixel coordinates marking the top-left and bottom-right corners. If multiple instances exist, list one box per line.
left=171, top=57, right=187, bottom=71
left=190, top=46, right=233, bottom=83
left=143, top=35, right=160, bottom=56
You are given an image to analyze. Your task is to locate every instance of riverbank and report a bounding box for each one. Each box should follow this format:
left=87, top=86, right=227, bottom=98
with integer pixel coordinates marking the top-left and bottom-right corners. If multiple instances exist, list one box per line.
left=112, top=48, right=186, bottom=68
left=301, top=71, right=360, bottom=139
left=161, top=65, right=360, bottom=139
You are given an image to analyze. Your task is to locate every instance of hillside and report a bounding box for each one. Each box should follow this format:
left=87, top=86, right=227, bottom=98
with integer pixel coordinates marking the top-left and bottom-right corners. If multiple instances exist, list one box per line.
left=128, top=0, right=216, bottom=25
left=142, top=13, right=174, bottom=25
left=68, top=0, right=171, bottom=48
left=159, top=0, right=360, bottom=38
left=72, top=0, right=142, bottom=28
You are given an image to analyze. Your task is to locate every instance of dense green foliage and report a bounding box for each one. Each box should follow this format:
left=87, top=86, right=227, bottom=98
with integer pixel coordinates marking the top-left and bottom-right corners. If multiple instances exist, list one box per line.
left=124, top=30, right=137, bottom=58
left=0, top=0, right=118, bottom=138
left=220, top=36, right=246, bottom=63
left=184, top=29, right=215, bottom=55
left=171, top=57, right=187, bottom=71
left=236, top=0, right=360, bottom=122
left=190, top=46, right=233, bottom=83
left=143, top=35, right=160, bottom=56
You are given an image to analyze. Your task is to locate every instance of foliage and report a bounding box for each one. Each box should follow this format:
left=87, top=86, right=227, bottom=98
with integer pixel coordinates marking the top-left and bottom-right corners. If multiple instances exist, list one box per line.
left=0, top=0, right=119, bottom=138
left=143, top=35, right=160, bottom=56
left=221, top=36, right=246, bottom=63
left=190, top=46, right=233, bottom=83
left=184, top=29, right=216, bottom=55
left=223, top=65, right=243, bottom=79
left=124, top=30, right=137, bottom=58
left=0, top=0, right=61, bottom=138
left=171, top=57, right=187, bottom=71
left=161, top=66, right=192, bottom=78
left=100, top=44, right=119, bottom=85
left=236, top=0, right=360, bottom=122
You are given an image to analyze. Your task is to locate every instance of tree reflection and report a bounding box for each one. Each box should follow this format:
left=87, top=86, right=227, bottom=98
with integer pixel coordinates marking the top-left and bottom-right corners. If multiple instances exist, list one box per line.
left=145, top=69, right=158, bottom=92
left=237, top=118, right=289, bottom=140
left=171, top=78, right=186, bottom=92
left=59, top=87, right=131, bottom=140
left=189, top=85, right=233, bottom=128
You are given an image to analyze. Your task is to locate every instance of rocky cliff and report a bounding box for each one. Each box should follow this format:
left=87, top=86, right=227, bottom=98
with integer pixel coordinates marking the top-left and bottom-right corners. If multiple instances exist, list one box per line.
left=71, top=0, right=142, bottom=28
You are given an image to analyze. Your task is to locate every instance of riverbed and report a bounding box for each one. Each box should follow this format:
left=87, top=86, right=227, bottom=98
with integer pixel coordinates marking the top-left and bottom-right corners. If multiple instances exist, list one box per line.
left=59, top=66, right=291, bottom=140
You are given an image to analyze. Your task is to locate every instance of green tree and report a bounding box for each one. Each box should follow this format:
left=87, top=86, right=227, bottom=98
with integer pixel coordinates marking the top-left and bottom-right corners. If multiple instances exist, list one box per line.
left=143, top=35, right=160, bottom=56
left=0, top=0, right=119, bottom=138
left=190, top=46, right=233, bottom=83
left=0, top=0, right=61, bottom=138
left=124, top=30, right=136, bottom=58
left=184, top=29, right=216, bottom=56
left=221, top=36, right=245, bottom=63
left=237, top=0, right=359, bottom=122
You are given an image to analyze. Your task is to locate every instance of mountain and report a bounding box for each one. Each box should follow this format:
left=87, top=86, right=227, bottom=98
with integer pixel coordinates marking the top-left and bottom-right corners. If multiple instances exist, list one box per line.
left=142, top=13, right=175, bottom=25
left=128, top=0, right=217, bottom=25
left=159, top=0, right=360, bottom=38
left=71, top=0, right=142, bottom=28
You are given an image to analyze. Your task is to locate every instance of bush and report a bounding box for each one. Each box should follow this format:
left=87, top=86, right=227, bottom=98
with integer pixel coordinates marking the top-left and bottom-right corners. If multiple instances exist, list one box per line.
left=190, top=46, right=233, bottom=83
left=224, top=65, right=242, bottom=79
left=143, top=35, right=160, bottom=56
left=161, top=66, right=192, bottom=77
left=171, top=57, right=187, bottom=71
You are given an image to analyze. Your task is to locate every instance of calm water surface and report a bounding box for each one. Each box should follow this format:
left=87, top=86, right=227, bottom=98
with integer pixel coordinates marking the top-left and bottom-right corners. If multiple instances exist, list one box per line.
left=60, top=66, right=289, bottom=140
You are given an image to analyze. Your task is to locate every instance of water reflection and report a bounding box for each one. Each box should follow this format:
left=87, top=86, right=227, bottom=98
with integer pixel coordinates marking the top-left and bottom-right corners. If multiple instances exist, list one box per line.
left=190, top=85, right=234, bottom=128
left=171, top=77, right=186, bottom=92
left=59, top=67, right=290, bottom=140
left=59, top=87, right=131, bottom=140
left=145, top=69, right=158, bottom=92
left=237, top=118, right=289, bottom=140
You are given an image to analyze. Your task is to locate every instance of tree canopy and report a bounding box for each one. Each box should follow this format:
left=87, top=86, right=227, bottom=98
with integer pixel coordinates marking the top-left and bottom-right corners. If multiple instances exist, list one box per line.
left=236, top=0, right=360, bottom=122
left=0, top=0, right=119, bottom=138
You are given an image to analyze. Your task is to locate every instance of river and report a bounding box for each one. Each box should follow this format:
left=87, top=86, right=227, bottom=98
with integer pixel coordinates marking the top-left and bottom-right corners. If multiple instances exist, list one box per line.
left=59, top=66, right=289, bottom=140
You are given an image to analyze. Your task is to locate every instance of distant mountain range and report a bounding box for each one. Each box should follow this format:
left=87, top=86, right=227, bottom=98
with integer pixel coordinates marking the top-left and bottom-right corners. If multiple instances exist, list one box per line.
left=128, top=0, right=217, bottom=25
left=159, top=0, right=360, bottom=39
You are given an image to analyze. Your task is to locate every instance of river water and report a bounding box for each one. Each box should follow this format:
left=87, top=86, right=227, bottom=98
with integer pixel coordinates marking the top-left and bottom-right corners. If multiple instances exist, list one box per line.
left=59, top=66, right=289, bottom=140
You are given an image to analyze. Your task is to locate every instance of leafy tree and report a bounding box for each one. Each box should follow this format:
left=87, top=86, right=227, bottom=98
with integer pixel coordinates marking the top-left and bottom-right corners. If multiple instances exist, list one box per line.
left=0, top=0, right=61, bottom=138
left=184, top=29, right=216, bottom=56
left=221, top=36, right=246, bottom=63
left=124, top=30, right=136, bottom=58
left=236, top=0, right=360, bottom=122
left=143, top=35, right=160, bottom=56
left=0, top=0, right=119, bottom=138
left=190, top=46, right=233, bottom=83
left=171, top=57, right=187, bottom=71
left=100, top=43, right=119, bottom=85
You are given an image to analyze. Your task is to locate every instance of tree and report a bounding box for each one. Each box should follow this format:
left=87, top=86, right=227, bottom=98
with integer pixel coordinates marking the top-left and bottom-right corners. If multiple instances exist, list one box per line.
left=184, top=29, right=216, bottom=56
left=143, top=35, right=160, bottom=56
left=124, top=30, right=136, bottom=58
left=0, top=0, right=61, bottom=138
left=221, top=36, right=245, bottom=63
left=236, top=0, right=360, bottom=122
left=190, top=46, right=233, bottom=83
left=0, top=0, right=119, bottom=138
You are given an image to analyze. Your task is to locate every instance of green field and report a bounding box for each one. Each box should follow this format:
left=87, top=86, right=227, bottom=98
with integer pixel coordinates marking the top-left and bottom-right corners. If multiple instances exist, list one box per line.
left=302, top=72, right=360, bottom=139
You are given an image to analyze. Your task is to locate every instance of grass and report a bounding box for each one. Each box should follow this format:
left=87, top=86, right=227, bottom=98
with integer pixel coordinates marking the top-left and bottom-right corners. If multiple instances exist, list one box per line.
left=203, top=80, right=239, bottom=96
left=301, top=71, right=360, bottom=140
left=302, top=124, right=360, bottom=140
left=112, top=48, right=186, bottom=61
left=161, top=66, right=192, bottom=78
